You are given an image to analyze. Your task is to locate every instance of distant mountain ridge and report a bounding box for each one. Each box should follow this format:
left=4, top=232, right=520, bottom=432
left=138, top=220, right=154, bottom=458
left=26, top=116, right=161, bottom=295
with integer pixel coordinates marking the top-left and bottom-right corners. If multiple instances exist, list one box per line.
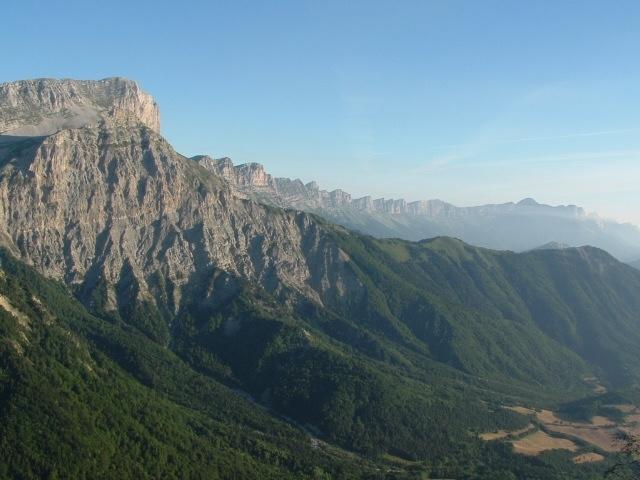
left=196, top=156, right=586, bottom=217
left=531, top=241, right=572, bottom=251
left=196, top=155, right=640, bottom=260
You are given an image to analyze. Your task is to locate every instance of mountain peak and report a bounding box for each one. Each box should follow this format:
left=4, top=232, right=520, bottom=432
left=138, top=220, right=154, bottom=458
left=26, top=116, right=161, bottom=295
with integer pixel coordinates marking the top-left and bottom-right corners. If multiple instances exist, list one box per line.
left=531, top=241, right=572, bottom=251
left=0, top=77, right=160, bottom=137
left=518, top=197, right=539, bottom=206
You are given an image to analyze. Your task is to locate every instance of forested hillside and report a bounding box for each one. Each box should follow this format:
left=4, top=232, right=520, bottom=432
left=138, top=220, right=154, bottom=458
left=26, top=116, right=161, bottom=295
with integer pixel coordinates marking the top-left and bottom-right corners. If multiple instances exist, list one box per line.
left=0, top=248, right=618, bottom=479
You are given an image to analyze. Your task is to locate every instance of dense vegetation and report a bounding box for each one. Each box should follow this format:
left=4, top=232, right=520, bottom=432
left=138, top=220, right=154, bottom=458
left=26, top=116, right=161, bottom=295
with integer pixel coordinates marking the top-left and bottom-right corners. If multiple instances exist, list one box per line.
left=0, top=251, right=381, bottom=479
left=2, top=230, right=640, bottom=478
left=328, top=233, right=640, bottom=388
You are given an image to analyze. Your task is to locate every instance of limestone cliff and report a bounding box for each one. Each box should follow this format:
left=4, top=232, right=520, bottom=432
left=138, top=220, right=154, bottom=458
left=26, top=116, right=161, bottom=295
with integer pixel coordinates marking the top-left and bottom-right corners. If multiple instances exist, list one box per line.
left=0, top=81, right=359, bottom=314
left=0, top=77, right=160, bottom=136
left=0, top=125, right=360, bottom=312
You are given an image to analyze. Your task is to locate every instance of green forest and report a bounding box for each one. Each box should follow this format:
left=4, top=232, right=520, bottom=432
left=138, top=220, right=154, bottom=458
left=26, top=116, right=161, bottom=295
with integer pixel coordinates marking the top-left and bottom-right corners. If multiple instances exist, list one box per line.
left=2, top=237, right=639, bottom=478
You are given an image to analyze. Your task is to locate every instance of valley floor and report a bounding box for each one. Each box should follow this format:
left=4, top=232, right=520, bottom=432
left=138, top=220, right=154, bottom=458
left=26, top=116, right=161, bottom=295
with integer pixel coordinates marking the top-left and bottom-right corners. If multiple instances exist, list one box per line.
left=481, top=402, right=640, bottom=464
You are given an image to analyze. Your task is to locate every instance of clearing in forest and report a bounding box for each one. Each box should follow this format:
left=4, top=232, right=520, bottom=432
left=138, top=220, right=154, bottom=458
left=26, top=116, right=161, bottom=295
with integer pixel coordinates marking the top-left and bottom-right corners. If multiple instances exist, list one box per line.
left=511, top=430, right=578, bottom=455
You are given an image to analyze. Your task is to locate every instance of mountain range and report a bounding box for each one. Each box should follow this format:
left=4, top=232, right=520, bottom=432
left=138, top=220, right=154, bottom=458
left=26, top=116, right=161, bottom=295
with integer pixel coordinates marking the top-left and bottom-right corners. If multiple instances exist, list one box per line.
left=197, top=156, right=640, bottom=261
left=1, top=77, right=639, bottom=479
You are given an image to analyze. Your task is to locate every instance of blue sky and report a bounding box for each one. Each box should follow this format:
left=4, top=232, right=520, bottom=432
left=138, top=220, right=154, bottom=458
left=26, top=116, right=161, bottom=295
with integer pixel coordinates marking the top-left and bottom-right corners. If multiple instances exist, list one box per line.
left=4, top=0, right=640, bottom=224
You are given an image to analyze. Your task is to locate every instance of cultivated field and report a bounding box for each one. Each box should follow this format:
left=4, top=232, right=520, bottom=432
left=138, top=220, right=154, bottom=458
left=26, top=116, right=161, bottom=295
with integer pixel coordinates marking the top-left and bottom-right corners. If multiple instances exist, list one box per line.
left=511, top=431, right=578, bottom=455
left=484, top=402, right=640, bottom=458
left=545, top=423, right=620, bottom=452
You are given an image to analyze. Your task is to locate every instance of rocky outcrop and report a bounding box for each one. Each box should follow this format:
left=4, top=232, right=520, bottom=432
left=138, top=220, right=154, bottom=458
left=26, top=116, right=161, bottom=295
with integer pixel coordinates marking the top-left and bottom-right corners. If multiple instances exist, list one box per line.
left=0, top=77, right=160, bottom=136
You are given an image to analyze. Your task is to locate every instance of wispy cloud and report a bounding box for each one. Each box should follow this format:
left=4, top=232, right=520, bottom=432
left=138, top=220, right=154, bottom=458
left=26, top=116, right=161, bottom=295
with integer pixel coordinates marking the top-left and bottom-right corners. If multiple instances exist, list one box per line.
left=410, top=152, right=470, bottom=174
left=411, top=119, right=640, bottom=175
left=510, top=149, right=640, bottom=165
left=411, top=148, right=640, bottom=175
left=413, top=80, right=640, bottom=175
left=429, top=127, right=640, bottom=150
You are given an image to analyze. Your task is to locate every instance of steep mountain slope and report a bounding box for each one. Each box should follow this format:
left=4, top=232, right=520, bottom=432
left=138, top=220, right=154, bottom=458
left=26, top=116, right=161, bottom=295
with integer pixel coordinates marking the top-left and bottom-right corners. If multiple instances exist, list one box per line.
left=0, top=236, right=610, bottom=480
left=0, top=122, right=357, bottom=313
left=0, top=94, right=604, bottom=393
left=0, top=249, right=383, bottom=479
left=332, top=236, right=640, bottom=386
left=630, top=259, right=640, bottom=270
left=1, top=77, right=639, bottom=478
left=198, top=156, right=640, bottom=261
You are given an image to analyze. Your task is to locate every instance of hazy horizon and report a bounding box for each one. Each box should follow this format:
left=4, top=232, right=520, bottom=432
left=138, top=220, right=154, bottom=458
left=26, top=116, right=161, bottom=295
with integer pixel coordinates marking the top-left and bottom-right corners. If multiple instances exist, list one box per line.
left=4, top=0, right=640, bottom=226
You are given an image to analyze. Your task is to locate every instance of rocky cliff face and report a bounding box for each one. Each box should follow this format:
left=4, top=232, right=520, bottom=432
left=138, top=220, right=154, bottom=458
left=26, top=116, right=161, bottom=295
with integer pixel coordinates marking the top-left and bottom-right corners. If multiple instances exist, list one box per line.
left=0, top=77, right=160, bottom=136
left=0, top=85, right=359, bottom=314
left=195, top=155, right=354, bottom=210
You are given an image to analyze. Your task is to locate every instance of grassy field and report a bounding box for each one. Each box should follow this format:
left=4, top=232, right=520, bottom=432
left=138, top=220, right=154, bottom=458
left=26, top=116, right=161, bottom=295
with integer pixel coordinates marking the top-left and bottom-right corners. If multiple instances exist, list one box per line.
left=572, top=453, right=605, bottom=464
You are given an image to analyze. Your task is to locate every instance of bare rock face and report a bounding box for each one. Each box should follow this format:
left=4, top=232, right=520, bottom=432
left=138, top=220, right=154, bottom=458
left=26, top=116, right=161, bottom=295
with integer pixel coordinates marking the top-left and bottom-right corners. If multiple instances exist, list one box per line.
left=0, top=77, right=160, bottom=136
left=0, top=77, right=364, bottom=315
left=0, top=122, right=360, bottom=313
left=195, top=155, right=354, bottom=210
